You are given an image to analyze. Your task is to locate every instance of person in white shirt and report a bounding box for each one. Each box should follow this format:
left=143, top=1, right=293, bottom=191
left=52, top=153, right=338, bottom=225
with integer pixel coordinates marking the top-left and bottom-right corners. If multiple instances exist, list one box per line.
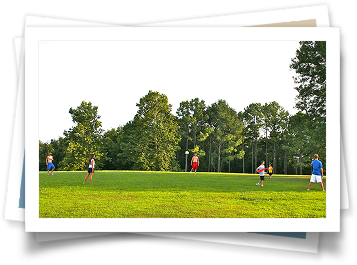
left=256, top=160, right=267, bottom=187
left=83, top=154, right=95, bottom=184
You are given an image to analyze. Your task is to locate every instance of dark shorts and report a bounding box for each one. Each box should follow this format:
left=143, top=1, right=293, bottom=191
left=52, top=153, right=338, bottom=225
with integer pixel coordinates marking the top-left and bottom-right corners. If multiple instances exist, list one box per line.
left=260, top=176, right=265, bottom=180
left=269, top=173, right=272, bottom=176
left=88, top=168, right=95, bottom=173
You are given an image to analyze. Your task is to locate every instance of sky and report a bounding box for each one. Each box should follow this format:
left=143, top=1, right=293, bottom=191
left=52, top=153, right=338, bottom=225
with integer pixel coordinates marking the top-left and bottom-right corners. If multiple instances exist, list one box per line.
left=39, top=40, right=300, bottom=142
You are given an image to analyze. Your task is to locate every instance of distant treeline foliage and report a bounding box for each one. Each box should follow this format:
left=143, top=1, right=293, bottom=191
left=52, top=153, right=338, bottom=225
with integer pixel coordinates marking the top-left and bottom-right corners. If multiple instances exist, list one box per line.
left=39, top=41, right=326, bottom=174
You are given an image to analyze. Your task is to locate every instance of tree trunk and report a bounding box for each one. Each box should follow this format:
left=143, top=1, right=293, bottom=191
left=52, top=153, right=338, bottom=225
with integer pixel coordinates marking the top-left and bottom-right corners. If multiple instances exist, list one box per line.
left=208, top=135, right=212, bottom=172
left=284, top=149, right=287, bottom=175
left=242, top=137, right=245, bottom=173
left=251, top=140, right=254, bottom=174
left=193, top=128, right=197, bottom=149
left=202, top=138, right=205, bottom=171
left=253, top=139, right=258, bottom=169
left=273, top=142, right=276, bottom=174
left=217, top=140, right=221, bottom=172
left=265, top=129, right=268, bottom=167
left=299, top=152, right=303, bottom=175
left=186, top=126, right=189, bottom=151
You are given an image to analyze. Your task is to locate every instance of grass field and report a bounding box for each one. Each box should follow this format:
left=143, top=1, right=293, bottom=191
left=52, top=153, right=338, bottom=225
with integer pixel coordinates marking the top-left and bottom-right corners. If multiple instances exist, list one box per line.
left=39, top=171, right=326, bottom=218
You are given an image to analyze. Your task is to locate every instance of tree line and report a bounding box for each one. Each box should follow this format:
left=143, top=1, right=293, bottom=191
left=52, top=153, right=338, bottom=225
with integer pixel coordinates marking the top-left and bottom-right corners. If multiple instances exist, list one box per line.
left=39, top=41, right=326, bottom=175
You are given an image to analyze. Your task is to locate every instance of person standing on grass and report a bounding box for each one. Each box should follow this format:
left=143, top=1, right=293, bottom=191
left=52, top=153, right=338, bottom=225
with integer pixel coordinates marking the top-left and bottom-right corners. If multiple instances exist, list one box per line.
left=256, top=160, right=266, bottom=186
left=307, top=154, right=325, bottom=191
left=268, top=163, right=273, bottom=179
left=83, top=154, right=95, bottom=184
left=190, top=153, right=199, bottom=174
left=46, top=152, right=55, bottom=175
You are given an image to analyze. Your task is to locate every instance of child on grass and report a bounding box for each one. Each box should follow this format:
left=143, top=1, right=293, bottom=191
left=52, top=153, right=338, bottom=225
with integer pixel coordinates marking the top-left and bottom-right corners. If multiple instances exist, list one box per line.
left=268, top=163, right=273, bottom=179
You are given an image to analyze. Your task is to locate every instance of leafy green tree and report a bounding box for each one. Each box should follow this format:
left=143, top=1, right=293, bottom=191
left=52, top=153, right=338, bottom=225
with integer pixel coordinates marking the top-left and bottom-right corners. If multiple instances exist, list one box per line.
left=290, top=41, right=326, bottom=171
left=188, top=98, right=208, bottom=149
left=290, top=41, right=326, bottom=118
left=102, top=126, right=126, bottom=170
left=208, top=100, right=243, bottom=172
left=121, top=91, right=181, bottom=171
left=60, top=101, right=105, bottom=171
left=176, top=98, right=208, bottom=169
left=52, top=137, right=67, bottom=170
left=39, top=140, right=53, bottom=171
left=242, top=103, right=264, bottom=173
left=176, top=100, right=193, bottom=153
left=39, top=137, right=66, bottom=171
left=263, top=101, right=290, bottom=173
left=237, top=111, right=248, bottom=173
left=285, top=112, right=313, bottom=174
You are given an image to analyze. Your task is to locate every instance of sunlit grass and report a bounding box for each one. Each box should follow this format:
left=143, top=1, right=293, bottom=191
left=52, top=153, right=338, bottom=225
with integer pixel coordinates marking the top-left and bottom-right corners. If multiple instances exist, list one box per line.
left=39, top=171, right=326, bottom=218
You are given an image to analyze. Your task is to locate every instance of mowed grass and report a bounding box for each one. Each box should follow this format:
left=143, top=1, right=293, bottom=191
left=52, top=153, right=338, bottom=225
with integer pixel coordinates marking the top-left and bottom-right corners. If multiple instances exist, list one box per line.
left=39, top=171, right=326, bottom=218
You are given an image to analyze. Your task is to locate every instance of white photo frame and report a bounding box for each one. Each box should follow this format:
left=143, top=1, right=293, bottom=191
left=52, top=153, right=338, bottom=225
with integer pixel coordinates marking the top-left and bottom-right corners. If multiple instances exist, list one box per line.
left=25, top=27, right=340, bottom=232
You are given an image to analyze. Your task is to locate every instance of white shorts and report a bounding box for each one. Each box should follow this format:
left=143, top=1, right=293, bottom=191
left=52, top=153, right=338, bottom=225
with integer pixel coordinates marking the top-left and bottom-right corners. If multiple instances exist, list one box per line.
left=310, top=174, right=322, bottom=183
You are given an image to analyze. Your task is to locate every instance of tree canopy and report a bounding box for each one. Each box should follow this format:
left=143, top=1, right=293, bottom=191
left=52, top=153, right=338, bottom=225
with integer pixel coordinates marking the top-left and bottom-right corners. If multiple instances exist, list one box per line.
left=39, top=41, right=327, bottom=174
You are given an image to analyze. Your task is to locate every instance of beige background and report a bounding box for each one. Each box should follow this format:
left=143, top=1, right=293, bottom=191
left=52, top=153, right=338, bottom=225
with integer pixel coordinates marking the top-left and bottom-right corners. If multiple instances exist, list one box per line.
left=250, top=19, right=317, bottom=27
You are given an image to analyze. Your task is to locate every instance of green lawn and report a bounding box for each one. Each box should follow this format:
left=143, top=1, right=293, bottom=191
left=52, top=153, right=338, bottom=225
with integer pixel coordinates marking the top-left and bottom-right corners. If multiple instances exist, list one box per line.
left=39, top=171, right=326, bottom=218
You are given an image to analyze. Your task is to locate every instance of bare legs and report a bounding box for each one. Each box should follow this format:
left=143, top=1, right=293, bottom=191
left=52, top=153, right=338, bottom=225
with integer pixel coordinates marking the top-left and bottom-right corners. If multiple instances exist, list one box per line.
left=189, top=168, right=197, bottom=174
left=307, top=181, right=325, bottom=191
left=83, top=172, right=94, bottom=184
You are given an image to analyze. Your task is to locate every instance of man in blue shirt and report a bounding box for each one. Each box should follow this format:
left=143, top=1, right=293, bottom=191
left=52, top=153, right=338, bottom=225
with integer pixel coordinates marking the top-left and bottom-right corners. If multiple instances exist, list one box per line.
left=307, top=154, right=325, bottom=191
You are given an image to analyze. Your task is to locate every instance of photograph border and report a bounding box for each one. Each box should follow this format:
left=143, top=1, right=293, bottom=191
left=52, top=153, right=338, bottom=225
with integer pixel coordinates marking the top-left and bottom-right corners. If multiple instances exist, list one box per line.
left=25, top=27, right=340, bottom=232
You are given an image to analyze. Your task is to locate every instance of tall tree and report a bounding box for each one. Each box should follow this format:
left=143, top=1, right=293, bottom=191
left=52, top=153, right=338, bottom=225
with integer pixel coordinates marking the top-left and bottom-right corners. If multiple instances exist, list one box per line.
left=264, top=101, right=290, bottom=174
left=176, top=100, right=193, bottom=153
left=242, top=103, right=263, bottom=173
left=237, top=111, right=248, bottom=173
left=121, top=90, right=180, bottom=171
left=60, top=101, right=105, bottom=171
left=208, top=100, right=243, bottom=173
left=290, top=41, right=326, bottom=168
left=189, top=98, right=207, bottom=149
left=290, top=41, right=326, bottom=118
left=286, top=112, right=314, bottom=174
left=102, top=126, right=126, bottom=170
left=176, top=98, right=208, bottom=168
